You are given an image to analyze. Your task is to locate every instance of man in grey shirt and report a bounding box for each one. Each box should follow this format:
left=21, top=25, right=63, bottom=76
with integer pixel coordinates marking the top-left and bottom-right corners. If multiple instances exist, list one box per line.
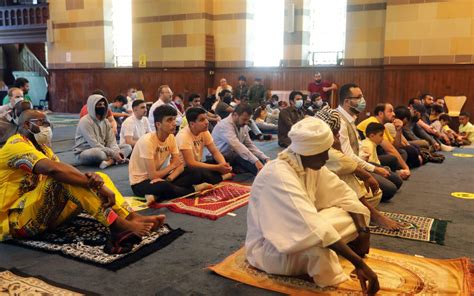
left=73, top=94, right=132, bottom=169
left=211, top=104, right=269, bottom=175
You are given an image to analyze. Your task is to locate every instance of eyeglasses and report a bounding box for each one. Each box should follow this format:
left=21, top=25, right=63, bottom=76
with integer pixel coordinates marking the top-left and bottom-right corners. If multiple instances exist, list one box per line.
left=29, top=118, right=51, bottom=127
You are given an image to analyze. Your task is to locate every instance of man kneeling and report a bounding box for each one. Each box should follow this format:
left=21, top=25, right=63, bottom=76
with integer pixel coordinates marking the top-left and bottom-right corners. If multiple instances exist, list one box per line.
left=245, top=117, right=379, bottom=294
left=0, top=110, right=165, bottom=253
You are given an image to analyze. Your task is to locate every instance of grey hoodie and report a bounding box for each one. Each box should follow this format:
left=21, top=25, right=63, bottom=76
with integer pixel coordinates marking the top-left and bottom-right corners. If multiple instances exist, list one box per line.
left=73, top=94, right=120, bottom=156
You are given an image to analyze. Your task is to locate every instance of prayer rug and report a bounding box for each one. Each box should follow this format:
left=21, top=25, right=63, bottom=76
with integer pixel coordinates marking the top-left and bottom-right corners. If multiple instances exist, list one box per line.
left=151, top=182, right=251, bottom=220
left=209, top=247, right=473, bottom=295
left=370, top=212, right=448, bottom=245
left=124, top=196, right=148, bottom=211
left=8, top=215, right=185, bottom=271
left=0, top=268, right=98, bottom=295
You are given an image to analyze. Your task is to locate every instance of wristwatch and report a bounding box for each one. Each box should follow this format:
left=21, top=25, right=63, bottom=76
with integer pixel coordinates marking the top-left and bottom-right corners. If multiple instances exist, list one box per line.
left=358, top=226, right=370, bottom=234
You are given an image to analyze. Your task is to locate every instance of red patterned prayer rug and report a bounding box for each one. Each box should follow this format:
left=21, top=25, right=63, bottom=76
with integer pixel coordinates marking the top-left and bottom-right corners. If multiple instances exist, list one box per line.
left=151, top=182, right=251, bottom=220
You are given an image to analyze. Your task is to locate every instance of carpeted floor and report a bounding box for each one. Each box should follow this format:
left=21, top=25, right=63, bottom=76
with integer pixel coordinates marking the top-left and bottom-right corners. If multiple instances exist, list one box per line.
left=0, top=117, right=473, bottom=295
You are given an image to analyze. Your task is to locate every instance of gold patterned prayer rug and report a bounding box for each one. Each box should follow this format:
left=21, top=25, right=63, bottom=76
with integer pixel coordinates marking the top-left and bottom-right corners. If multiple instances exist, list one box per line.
left=0, top=268, right=98, bottom=295
left=370, top=212, right=449, bottom=245
left=151, top=182, right=251, bottom=220
left=8, top=215, right=185, bottom=271
left=209, top=247, right=473, bottom=295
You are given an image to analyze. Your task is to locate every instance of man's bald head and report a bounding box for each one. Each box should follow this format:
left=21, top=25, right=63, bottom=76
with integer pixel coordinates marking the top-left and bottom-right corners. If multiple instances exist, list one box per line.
left=18, top=109, right=45, bottom=127
left=14, top=101, right=32, bottom=117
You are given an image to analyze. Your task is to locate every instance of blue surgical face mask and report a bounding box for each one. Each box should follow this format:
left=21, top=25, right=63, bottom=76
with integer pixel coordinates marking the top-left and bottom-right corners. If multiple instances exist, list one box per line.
left=295, top=100, right=303, bottom=109
left=355, top=97, right=366, bottom=112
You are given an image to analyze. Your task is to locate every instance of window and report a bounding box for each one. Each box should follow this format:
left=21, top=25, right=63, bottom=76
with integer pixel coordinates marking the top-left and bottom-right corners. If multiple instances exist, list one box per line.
left=249, top=0, right=284, bottom=67
left=112, top=0, right=132, bottom=67
left=309, top=0, right=347, bottom=65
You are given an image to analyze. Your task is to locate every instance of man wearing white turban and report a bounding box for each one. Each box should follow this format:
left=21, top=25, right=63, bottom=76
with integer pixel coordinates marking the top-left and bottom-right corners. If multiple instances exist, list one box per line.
left=245, top=117, right=379, bottom=294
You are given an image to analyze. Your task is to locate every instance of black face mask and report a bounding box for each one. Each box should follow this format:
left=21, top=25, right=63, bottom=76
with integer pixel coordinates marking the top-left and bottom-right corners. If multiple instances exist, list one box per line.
left=95, top=107, right=107, bottom=117
left=315, top=79, right=322, bottom=83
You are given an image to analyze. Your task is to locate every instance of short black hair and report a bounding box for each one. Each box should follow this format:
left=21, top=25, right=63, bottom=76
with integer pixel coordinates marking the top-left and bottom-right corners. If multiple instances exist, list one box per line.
left=188, top=93, right=200, bottom=103
left=132, top=99, right=145, bottom=109
left=114, top=95, right=128, bottom=105
left=394, top=105, right=411, bottom=121
left=439, top=114, right=451, bottom=123
left=186, top=107, right=207, bottom=123
left=460, top=111, right=471, bottom=118
left=338, top=83, right=359, bottom=105
left=431, top=104, right=444, bottom=114
left=238, top=75, right=246, bottom=81
left=412, top=103, right=426, bottom=114
left=92, top=89, right=106, bottom=96
left=408, top=97, right=419, bottom=106
left=366, top=122, right=385, bottom=137
left=310, top=93, right=321, bottom=101
left=234, top=103, right=253, bottom=116
left=154, top=105, right=177, bottom=123
left=13, top=77, right=29, bottom=88
left=373, top=103, right=387, bottom=116
left=271, top=94, right=279, bottom=101
left=419, top=93, right=433, bottom=100
left=289, top=91, right=303, bottom=102
left=219, top=89, right=232, bottom=99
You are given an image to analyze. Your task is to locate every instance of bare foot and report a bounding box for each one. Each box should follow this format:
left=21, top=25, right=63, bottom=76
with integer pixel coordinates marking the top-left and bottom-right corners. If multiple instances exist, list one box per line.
left=112, top=217, right=153, bottom=237
left=193, top=182, right=214, bottom=192
left=221, top=173, right=233, bottom=181
left=372, top=213, right=401, bottom=231
left=128, top=213, right=166, bottom=231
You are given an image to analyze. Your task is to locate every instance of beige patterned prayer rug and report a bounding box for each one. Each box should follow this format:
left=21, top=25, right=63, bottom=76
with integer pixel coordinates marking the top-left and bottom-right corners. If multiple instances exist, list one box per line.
left=209, top=248, right=473, bottom=295
left=0, top=268, right=98, bottom=295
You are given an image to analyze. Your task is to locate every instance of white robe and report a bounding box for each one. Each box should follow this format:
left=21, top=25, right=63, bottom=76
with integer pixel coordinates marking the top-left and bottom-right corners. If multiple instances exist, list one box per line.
left=245, top=150, right=370, bottom=287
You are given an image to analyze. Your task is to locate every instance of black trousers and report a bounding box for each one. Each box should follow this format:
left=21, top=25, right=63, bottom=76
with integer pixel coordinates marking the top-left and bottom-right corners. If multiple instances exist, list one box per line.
left=131, top=167, right=222, bottom=201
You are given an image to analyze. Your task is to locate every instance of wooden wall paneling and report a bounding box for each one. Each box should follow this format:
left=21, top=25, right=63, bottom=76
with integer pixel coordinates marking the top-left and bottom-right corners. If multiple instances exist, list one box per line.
left=49, top=68, right=209, bottom=113
left=49, top=65, right=474, bottom=119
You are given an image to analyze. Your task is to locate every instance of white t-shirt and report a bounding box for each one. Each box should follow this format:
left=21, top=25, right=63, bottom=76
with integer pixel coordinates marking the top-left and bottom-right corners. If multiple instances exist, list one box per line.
left=176, top=126, right=213, bottom=162
left=128, top=133, right=179, bottom=185
left=148, top=99, right=183, bottom=132
left=119, top=115, right=151, bottom=145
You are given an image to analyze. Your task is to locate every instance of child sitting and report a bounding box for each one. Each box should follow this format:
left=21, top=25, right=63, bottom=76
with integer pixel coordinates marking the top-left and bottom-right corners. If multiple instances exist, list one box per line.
left=459, top=111, right=474, bottom=145
left=360, top=122, right=385, bottom=165
left=432, top=114, right=462, bottom=147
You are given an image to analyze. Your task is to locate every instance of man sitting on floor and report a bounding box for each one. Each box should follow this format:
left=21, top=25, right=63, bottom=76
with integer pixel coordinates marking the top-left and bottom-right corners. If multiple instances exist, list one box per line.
left=129, top=105, right=215, bottom=205
left=119, top=99, right=150, bottom=148
left=180, top=93, right=221, bottom=130
left=79, top=89, right=118, bottom=135
left=316, top=106, right=401, bottom=229
left=0, top=110, right=165, bottom=252
left=278, top=91, right=306, bottom=148
left=212, top=104, right=270, bottom=175
left=246, top=116, right=379, bottom=294
left=357, top=103, right=414, bottom=176
left=74, top=94, right=132, bottom=169
left=177, top=107, right=233, bottom=184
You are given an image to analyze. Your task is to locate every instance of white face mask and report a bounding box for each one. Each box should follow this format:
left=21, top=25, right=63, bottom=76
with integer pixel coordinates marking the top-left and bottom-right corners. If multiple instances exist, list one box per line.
left=30, top=125, right=53, bottom=145
left=295, top=100, right=303, bottom=109
left=131, top=92, right=137, bottom=99
left=11, top=97, right=23, bottom=107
